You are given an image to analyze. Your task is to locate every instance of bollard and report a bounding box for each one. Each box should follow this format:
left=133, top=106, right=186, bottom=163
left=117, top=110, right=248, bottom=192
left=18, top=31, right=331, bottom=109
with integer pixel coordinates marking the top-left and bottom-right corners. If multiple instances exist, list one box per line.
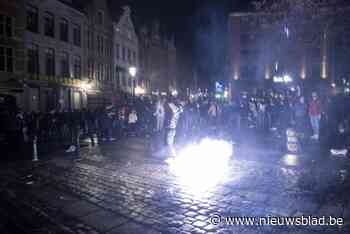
left=33, top=136, right=38, bottom=162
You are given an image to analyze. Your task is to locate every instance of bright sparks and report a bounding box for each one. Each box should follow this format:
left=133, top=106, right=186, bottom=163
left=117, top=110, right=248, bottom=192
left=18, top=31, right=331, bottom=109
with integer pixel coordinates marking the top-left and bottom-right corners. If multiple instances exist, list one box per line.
left=167, top=138, right=233, bottom=194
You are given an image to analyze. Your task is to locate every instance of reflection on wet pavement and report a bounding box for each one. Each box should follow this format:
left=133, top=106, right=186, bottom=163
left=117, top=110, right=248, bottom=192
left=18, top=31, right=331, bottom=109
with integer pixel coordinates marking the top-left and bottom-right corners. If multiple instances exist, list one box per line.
left=1, top=137, right=350, bottom=233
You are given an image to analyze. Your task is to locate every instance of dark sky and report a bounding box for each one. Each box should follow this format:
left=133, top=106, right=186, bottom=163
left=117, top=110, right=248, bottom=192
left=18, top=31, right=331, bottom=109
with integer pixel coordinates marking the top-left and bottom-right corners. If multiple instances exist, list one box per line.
left=115, top=0, right=253, bottom=86
left=119, top=0, right=252, bottom=46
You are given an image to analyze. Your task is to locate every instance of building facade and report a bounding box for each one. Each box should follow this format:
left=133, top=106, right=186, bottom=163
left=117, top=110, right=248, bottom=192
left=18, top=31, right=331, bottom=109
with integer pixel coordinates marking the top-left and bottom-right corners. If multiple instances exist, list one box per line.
left=138, top=21, right=177, bottom=94
left=81, top=0, right=113, bottom=108
left=18, top=0, right=88, bottom=112
left=0, top=0, right=27, bottom=108
left=1, top=0, right=177, bottom=110
left=228, top=8, right=350, bottom=91
left=112, top=6, right=139, bottom=97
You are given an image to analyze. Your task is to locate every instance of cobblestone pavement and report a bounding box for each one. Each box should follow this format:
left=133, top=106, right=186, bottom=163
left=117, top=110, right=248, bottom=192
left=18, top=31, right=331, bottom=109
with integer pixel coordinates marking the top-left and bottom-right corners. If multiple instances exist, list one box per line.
left=1, top=137, right=350, bottom=233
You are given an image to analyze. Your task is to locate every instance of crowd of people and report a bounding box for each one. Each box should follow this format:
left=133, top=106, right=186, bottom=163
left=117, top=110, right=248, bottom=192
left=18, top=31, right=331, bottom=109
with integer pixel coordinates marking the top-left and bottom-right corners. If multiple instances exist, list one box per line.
left=1, top=89, right=350, bottom=158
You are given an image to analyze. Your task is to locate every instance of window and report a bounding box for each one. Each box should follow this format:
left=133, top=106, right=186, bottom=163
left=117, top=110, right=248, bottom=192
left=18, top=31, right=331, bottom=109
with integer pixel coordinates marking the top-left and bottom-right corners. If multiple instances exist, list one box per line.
left=73, top=56, right=81, bottom=79
left=6, top=48, right=13, bottom=72
left=105, top=38, right=108, bottom=56
left=96, top=63, right=99, bottom=80
left=73, top=24, right=81, bottom=47
left=97, top=11, right=104, bottom=25
left=105, top=64, right=109, bottom=81
left=101, top=37, right=104, bottom=55
left=88, top=59, right=94, bottom=79
left=0, top=15, right=3, bottom=36
left=127, top=49, right=131, bottom=63
left=97, top=35, right=104, bottom=55
left=96, top=36, right=100, bottom=54
left=60, top=52, right=69, bottom=77
left=27, top=44, right=39, bottom=74
left=27, top=5, right=38, bottom=33
left=0, top=15, right=13, bottom=37
left=97, top=63, right=101, bottom=80
left=0, top=47, right=4, bottom=71
left=44, top=12, right=54, bottom=37
left=99, top=63, right=103, bottom=80
left=0, top=47, right=13, bottom=72
left=88, top=30, right=93, bottom=50
left=45, top=48, right=55, bottom=76
left=132, top=51, right=136, bottom=64
left=60, top=18, right=68, bottom=42
left=122, top=47, right=126, bottom=61
left=116, top=44, right=120, bottom=59
left=108, top=64, right=112, bottom=81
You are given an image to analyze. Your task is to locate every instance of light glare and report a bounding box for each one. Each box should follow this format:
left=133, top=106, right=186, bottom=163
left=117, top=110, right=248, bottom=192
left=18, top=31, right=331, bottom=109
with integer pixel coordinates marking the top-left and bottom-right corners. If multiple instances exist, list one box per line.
left=167, top=138, right=233, bottom=194
left=129, top=67, right=137, bottom=77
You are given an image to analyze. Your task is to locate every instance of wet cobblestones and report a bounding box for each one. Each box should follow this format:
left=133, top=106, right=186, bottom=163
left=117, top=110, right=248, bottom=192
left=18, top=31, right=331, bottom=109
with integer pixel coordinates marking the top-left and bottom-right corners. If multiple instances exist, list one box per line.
left=1, top=138, right=350, bottom=233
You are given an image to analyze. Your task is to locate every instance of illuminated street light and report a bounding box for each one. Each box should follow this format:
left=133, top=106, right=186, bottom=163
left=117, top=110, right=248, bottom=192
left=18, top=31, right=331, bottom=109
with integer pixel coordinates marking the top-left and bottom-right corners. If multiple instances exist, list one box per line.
left=331, top=83, right=336, bottom=88
left=273, top=75, right=293, bottom=83
left=135, top=86, right=145, bottom=96
left=283, top=75, right=293, bottom=83
left=224, top=90, right=229, bottom=99
left=81, top=82, right=92, bottom=92
left=129, top=66, right=137, bottom=77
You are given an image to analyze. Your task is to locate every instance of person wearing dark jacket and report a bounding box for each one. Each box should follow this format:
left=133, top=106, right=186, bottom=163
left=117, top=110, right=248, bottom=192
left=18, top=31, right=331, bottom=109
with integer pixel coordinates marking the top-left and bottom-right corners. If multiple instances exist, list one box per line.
left=294, top=96, right=308, bottom=135
left=330, top=122, right=350, bottom=157
left=65, top=110, right=81, bottom=153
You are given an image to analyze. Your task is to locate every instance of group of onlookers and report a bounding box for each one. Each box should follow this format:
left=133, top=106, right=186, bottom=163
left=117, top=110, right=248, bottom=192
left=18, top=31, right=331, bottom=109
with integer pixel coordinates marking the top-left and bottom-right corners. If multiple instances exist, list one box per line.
left=1, top=89, right=350, bottom=158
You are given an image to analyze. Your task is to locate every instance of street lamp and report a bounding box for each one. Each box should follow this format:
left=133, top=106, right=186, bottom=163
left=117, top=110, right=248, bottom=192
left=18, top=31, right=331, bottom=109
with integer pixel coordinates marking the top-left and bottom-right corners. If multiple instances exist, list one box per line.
left=129, top=66, right=137, bottom=96
left=135, top=86, right=145, bottom=96
left=129, top=67, right=137, bottom=78
left=81, top=81, right=92, bottom=92
left=171, top=90, right=178, bottom=97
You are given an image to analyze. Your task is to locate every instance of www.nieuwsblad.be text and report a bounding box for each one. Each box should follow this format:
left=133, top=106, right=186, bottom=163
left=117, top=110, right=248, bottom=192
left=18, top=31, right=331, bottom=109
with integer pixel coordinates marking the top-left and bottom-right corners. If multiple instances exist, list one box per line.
left=210, top=214, right=344, bottom=226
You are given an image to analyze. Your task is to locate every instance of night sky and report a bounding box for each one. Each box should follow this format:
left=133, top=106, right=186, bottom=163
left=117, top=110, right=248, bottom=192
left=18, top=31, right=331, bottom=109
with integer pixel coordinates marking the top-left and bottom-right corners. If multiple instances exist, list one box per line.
left=115, top=0, right=254, bottom=87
